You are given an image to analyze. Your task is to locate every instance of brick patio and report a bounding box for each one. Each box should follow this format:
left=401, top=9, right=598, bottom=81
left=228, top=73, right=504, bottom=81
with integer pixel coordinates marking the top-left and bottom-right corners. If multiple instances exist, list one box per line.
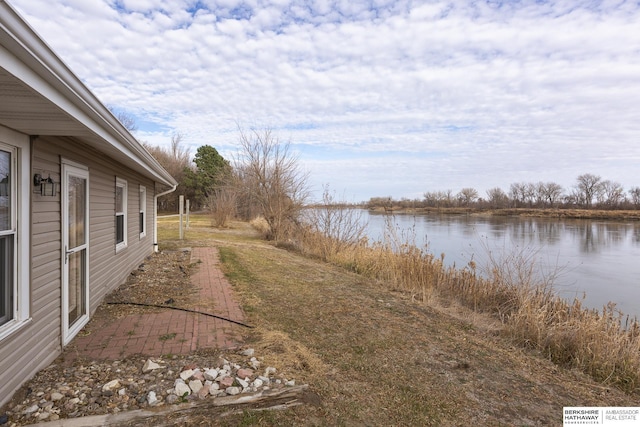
left=69, top=247, right=246, bottom=360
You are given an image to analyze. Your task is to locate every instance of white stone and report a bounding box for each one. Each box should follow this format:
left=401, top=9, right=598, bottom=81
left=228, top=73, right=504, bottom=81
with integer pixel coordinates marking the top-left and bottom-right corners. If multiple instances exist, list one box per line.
left=174, top=378, right=185, bottom=386
left=50, top=392, right=64, bottom=401
left=240, top=348, right=254, bottom=357
left=69, top=398, right=80, bottom=405
left=118, top=388, right=126, bottom=396
left=179, top=369, right=194, bottom=380
left=203, top=368, right=218, bottom=381
left=142, top=359, right=162, bottom=373
left=210, top=382, right=220, bottom=390
left=209, top=388, right=223, bottom=396
left=102, top=379, right=120, bottom=392
left=285, top=380, right=296, bottom=386
left=225, top=386, right=241, bottom=395
left=23, top=404, right=39, bottom=415
left=147, top=391, right=158, bottom=405
left=264, top=367, right=277, bottom=376
left=189, top=380, right=203, bottom=393
left=252, top=379, right=264, bottom=388
left=174, top=382, right=191, bottom=397
left=236, top=378, right=249, bottom=389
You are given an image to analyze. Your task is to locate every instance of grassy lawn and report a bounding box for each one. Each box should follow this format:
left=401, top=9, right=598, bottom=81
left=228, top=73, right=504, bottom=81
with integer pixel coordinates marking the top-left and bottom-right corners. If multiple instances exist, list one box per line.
left=157, top=214, right=638, bottom=426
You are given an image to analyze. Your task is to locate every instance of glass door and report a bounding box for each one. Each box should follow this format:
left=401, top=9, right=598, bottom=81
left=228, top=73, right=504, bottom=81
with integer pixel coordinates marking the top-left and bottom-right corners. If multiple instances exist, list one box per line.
left=62, top=162, right=89, bottom=345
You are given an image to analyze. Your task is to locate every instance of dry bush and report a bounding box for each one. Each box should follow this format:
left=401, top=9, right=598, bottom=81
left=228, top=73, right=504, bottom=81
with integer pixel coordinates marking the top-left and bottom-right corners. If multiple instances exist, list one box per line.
left=208, top=185, right=237, bottom=228
left=249, top=216, right=271, bottom=238
left=298, top=186, right=368, bottom=261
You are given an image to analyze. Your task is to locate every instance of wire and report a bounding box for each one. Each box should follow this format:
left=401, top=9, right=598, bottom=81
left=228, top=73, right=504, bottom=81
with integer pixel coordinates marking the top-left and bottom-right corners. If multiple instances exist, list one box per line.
left=106, top=301, right=254, bottom=328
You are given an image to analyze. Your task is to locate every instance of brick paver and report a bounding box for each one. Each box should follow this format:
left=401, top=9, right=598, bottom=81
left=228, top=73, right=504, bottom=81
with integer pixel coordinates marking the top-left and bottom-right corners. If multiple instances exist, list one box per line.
left=69, top=247, right=245, bottom=360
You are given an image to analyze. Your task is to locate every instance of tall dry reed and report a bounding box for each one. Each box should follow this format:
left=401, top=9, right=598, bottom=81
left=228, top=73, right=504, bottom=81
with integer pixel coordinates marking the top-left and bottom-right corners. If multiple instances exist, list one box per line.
left=294, top=212, right=640, bottom=394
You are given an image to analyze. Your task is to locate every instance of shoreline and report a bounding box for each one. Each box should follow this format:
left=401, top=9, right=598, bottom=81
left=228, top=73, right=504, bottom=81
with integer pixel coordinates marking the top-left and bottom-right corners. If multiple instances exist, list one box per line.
left=367, top=206, right=640, bottom=220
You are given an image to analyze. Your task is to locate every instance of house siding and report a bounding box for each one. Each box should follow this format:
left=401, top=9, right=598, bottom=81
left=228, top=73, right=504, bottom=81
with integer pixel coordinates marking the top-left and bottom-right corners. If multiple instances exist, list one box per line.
left=0, top=134, right=157, bottom=406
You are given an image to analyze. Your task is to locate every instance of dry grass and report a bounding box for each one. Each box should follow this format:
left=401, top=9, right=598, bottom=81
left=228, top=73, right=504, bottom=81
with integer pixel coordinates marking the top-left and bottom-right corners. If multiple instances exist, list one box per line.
left=151, top=214, right=638, bottom=425
left=294, top=214, right=640, bottom=394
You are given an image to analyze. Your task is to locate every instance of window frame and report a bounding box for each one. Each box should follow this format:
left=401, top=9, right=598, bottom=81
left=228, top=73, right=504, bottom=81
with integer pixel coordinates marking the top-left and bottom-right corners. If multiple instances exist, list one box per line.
left=139, top=185, right=146, bottom=239
left=115, top=177, right=127, bottom=253
left=0, top=127, right=31, bottom=342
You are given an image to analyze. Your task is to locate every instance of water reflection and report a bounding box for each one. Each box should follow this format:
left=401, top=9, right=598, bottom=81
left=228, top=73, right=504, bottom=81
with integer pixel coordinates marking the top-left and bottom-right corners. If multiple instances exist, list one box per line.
left=365, top=211, right=640, bottom=317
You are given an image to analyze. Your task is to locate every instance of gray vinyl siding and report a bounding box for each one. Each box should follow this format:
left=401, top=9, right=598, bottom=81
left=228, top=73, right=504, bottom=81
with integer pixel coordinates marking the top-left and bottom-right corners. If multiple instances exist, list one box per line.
left=0, top=134, right=158, bottom=407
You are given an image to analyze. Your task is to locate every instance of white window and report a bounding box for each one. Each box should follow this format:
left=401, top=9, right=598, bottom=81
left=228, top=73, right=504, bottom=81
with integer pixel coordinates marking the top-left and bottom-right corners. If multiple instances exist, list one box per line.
left=139, top=185, right=146, bottom=238
left=0, top=128, right=30, bottom=341
left=115, top=177, right=127, bottom=252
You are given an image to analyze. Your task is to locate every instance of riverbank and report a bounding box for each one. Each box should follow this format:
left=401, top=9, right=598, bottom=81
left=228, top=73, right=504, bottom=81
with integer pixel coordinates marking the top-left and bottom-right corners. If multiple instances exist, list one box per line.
left=368, top=206, right=640, bottom=220
left=163, top=216, right=636, bottom=425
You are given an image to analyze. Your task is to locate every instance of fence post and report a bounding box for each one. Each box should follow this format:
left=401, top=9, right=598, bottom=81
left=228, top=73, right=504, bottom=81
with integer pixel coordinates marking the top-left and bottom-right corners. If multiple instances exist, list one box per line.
left=179, top=195, right=184, bottom=240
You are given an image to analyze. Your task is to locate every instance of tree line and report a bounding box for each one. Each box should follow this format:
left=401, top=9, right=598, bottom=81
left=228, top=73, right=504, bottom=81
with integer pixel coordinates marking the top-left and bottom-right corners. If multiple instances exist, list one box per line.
left=368, top=174, right=640, bottom=210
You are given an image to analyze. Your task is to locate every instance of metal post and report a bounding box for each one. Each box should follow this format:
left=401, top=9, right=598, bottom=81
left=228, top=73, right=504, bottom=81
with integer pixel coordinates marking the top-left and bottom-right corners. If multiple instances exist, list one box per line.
left=179, top=195, right=184, bottom=240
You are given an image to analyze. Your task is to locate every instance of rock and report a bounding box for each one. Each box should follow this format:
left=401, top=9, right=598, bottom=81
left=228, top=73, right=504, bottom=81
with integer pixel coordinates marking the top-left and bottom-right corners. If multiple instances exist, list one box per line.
left=50, top=392, right=64, bottom=401
left=192, top=370, right=204, bottom=381
left=0, top=414, right=8, bottom=425
left=197, top=384, right=210, bottom=399
left=188, top=380, right=203, bottom=393
left=142, top=359, right=162, bottom=373
left=147, top=391, right=158, bottom=406
left=203, top=368, right=218, bottom=381
left=37, top=412, right=50, bottom=421
left=23, top=404, right=39, bottom=415
left=174, top=382, right=191, bottom=397
left=225, top=386, right=241, bottom=395
left=237, top=368, right=253, bottom=379
left=102, top=379, right=120, bottom=393
left=236, top=377, right=249, bottom=389
left=264, top=367, right=277, bottom=376
left=240, top=348, right=254, bottom=357
left=219, top=376, right=234, bottom=388
left=179, top=369, right=194, bottom=381
left=285, top=379, right=296, bottom=386
left=166, top=394, right=178, bottom=404
left=118, top=388, right=126, bottom=396
left=252, top=378, right=264, bottom=388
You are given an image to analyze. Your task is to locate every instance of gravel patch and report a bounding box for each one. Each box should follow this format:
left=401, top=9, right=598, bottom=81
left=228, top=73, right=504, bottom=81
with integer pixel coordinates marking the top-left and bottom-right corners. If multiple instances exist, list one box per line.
left=0, top=349, right=295, bottom=426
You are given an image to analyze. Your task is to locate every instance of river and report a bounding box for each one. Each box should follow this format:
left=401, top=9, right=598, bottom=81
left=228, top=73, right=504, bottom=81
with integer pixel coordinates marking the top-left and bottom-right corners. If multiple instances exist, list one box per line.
left=364, top=211, right=640, bottom=318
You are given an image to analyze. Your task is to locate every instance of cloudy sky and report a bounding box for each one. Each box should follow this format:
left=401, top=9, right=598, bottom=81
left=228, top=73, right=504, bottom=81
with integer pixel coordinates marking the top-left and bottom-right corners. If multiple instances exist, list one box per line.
left=10, top=0, right=640, bottom=201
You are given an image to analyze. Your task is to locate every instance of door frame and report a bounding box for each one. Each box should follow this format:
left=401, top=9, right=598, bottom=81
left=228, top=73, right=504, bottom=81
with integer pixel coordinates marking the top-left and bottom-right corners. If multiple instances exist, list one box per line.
left=61, top=159, right=90, bottom=345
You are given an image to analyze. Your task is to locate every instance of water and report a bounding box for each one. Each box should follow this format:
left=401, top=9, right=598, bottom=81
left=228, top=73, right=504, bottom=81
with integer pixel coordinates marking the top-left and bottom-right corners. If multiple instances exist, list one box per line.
left=364, top=211, right=640, bottom=318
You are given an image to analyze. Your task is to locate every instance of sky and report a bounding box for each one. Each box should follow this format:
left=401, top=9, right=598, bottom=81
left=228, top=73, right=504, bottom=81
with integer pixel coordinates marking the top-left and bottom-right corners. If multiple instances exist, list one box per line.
left=9, top=0, right=640, bottom=202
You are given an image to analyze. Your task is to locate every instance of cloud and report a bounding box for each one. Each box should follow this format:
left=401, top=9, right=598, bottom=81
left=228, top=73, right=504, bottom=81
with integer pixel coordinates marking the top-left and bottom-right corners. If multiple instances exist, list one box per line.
left=10, top=0, right=640, bottom=200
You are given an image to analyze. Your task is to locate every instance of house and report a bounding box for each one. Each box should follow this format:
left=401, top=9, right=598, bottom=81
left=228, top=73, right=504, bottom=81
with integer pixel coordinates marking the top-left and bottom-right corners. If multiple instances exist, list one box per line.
left=0, top=1, right=177, bottom=406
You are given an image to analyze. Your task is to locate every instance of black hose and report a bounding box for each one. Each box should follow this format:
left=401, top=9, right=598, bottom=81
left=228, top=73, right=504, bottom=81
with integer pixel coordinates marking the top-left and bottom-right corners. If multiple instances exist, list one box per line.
left=106, top=301, right=254, bottom=328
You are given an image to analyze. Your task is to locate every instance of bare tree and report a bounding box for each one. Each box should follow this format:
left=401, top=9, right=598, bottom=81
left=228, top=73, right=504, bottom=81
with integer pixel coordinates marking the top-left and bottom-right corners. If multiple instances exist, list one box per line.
left=486, top=187, right=509, bottom=208
left=107, top=106, right=138, bottom=132
left=535, top=182, right=563, bottom=208
left=509, top=183, right=527, bottom=208
left=457, top=188, right=478, bottom=207
left=629, top=187, right=640, bottom=208
left=574, top=173, right=603, bottom=208
left=234, top=128, right=310, bottom=241
left=143, top=132, right=191, bottom=211
left=207, top=173, right=237, bottom=228
left=599, top=180, right=624, bottom=207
